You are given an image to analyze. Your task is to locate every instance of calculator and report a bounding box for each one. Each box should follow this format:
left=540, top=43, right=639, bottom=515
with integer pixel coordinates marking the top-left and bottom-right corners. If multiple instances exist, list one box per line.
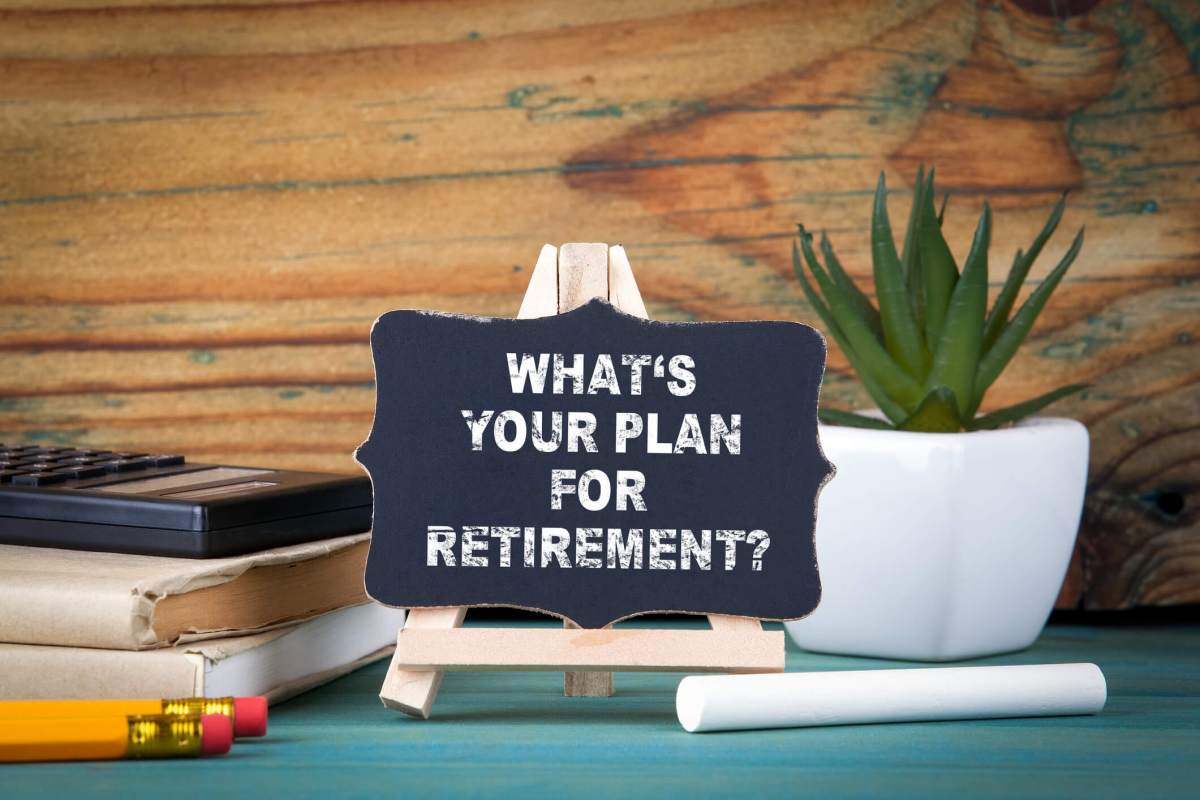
left=0, top=444, right=372, bottom=558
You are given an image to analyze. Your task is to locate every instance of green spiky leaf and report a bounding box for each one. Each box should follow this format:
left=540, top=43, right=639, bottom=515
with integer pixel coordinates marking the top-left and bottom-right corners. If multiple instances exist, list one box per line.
left=871, top=173, right=929, bottom=377
left=791, top=240, right=911, bottom=424
left=917, top=169, right=959, bottom=347
left=819, top=231, right=882, bottom=340
left=982, top=193, right=1067, bottom=352
left=796, top=231, right=924, bottom=411
left=901, top=166, right=927, bottom=331
left=968, top=384, right=1088, bottom=431
left=899, top=165, right=924, bottom=279
left=924, top=202, right=990, bottom=419
left=899, top=386, right=962, bottom=432
left=973, top=226, right=1085, bottom=410
left=818, top=408, right=895, bottom=430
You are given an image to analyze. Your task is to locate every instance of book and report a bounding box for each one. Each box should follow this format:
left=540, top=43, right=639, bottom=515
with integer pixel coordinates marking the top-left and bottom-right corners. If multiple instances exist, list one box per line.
left=0, top=602, right=406, bottom=702
left=0, top=533, right=370, bottom=650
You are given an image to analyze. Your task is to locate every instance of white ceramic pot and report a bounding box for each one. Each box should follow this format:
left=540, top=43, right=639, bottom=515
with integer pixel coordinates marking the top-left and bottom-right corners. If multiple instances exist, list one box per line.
left=786, top=416, right=1089, bottom=661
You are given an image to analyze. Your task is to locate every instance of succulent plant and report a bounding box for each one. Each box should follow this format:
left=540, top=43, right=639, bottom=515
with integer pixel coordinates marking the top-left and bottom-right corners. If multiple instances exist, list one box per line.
left=792, top=166, right=1086, bottom=432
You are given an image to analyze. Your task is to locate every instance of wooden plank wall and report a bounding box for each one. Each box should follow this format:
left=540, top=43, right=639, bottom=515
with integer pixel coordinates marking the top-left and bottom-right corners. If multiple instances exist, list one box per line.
left=0, top=0, right=1196, bottom=610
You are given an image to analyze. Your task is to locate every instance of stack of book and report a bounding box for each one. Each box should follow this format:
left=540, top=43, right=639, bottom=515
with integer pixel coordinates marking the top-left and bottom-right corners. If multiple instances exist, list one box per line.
left=0, top=533, right=404, bottom=701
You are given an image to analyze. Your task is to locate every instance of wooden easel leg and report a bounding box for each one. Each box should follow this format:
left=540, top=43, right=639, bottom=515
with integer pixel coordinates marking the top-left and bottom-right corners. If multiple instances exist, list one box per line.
left=379, top=607, right=466, bottom=718
left=556, top=242, right=619, bottom=698
left=707, top=614, right=764, bottom=634
left=557, top=242, right=609, bottom=312
left=563, top=621, right=615, bottom=697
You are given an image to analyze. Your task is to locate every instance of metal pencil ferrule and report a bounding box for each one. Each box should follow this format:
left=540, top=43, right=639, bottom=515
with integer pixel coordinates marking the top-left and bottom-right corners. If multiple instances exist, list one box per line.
left=125, top=714, right=204, bottom=758
left=161, top=697, right=234, bottom=722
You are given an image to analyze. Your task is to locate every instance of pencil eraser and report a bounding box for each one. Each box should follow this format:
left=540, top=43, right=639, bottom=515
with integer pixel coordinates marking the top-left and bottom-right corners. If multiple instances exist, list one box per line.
left=233, top=696, right=268, bottom=737
left=201, top=714, right=233, bottom=755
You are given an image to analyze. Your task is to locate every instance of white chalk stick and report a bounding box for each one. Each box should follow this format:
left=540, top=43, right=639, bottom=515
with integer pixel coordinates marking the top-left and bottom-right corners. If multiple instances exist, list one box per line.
left=676, top=663, right=1106, bottom=733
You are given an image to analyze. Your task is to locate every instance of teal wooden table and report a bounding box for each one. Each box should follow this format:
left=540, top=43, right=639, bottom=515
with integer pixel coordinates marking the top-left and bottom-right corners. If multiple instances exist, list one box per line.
left=4, top=621, right=1198, bottom=798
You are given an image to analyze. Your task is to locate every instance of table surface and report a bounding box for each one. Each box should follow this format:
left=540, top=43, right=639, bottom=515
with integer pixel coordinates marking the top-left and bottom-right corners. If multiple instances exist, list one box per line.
left=4, top=621, right=1198, bottom=798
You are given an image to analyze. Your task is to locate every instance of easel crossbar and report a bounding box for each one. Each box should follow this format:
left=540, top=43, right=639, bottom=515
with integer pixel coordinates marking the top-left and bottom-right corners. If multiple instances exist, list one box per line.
left=391, top=627, right=785, bottom=673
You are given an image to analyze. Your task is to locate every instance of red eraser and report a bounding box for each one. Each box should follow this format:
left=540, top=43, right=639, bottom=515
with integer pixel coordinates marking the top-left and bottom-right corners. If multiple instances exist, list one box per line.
left=201, top=714, right=233, bottom=756
left=233, top=696, right=268, bottom=738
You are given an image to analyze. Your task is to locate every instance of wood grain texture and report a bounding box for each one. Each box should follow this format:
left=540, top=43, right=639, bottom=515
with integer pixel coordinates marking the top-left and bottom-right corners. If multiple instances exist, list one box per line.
left=0, top=0, right=1196, bottom=609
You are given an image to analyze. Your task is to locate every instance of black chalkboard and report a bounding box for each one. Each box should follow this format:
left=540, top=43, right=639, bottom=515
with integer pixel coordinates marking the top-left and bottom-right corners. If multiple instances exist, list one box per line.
left=358, top=300, right=833, bottom=628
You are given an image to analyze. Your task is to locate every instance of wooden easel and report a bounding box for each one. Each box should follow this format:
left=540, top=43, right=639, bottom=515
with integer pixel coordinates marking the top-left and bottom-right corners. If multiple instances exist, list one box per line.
left=378, top=243, right=785, bottom=718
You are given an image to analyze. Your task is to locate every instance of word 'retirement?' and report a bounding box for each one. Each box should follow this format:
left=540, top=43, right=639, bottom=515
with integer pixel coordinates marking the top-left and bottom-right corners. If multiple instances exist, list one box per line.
left=427, top=526, right=772, bottom=571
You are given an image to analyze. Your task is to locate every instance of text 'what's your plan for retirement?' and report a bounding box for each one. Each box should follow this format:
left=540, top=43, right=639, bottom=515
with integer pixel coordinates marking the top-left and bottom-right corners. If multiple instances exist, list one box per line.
left=358, top=301, right=833, bottom=628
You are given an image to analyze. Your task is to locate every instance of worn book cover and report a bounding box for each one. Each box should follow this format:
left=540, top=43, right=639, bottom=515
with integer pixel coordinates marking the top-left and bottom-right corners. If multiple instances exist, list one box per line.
left=0, top=532, right=370, bottom=650
left=0, top=602, right=406, bottom=702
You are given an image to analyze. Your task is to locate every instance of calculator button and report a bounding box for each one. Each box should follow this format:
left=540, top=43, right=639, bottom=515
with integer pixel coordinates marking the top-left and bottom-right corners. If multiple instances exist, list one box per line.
left=12, top=471, right=68, bottom=486
left=0, top=469, right=26, bottom=483
left=95, top=458, right=150, bottom=473
left=52, top=465, right=106, bottom=480
left=23, top=462, right=60, bottom=471
left=112, top=452, right=149, bottom=459
left=149, top=454, right=186, bottom=467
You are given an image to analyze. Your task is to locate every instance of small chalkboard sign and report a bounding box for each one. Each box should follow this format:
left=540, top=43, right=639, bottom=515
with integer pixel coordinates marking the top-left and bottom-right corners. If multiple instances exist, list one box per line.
left=358, top=299, right=833, bottom=629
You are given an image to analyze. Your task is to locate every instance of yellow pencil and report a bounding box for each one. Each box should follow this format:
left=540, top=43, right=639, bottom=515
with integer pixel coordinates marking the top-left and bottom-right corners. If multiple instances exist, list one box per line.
left=0, top=697, right=267, bottom=738
left=0, top=713, right=232, bottom=763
